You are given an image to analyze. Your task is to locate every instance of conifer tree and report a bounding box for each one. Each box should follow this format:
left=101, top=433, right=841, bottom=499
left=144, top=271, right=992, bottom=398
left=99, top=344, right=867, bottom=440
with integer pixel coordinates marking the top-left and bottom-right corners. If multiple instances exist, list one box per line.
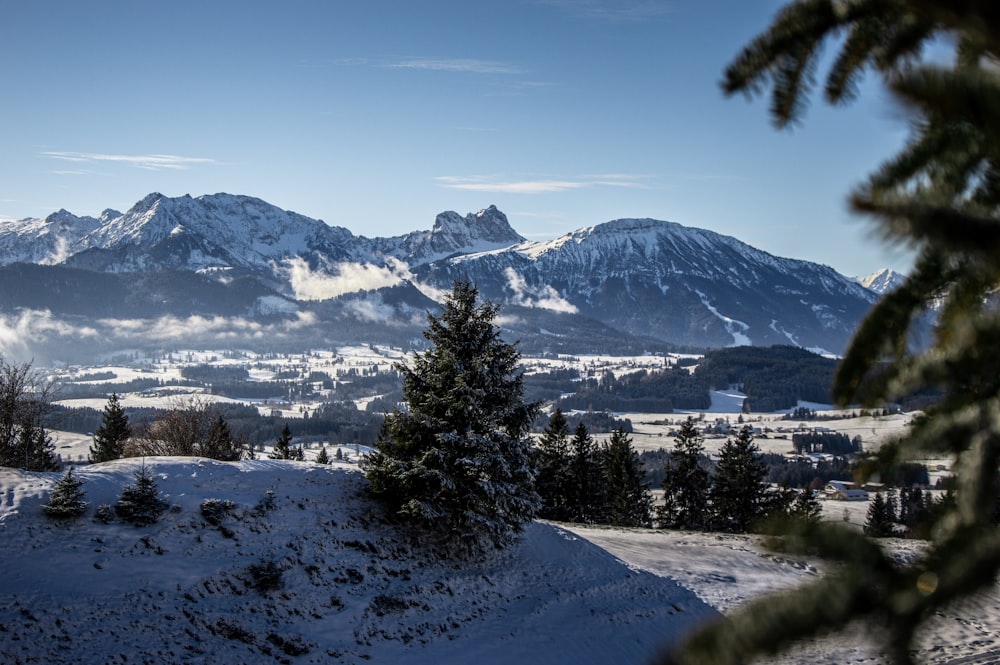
left=42, top=468, right=88, bottom=519
left=664, top=3, right=1000, bottom=663
left=864, top=492, right=897, bottom=538
left=567, top=422, right=604, bottom=523
left=364, top=281, right=539, bottom=551
left=658, top=418, right=710, bottom=530
left=200, top=413, right=244, bottom=462
left=115, top=464, right=167, bottom=526
left=270, top=423, right=293, bottom=460
left=788, top=488, right=823, bottom=524
left=535, top=409, right=573, bottom=520
left=89, top=393, right=130, bottom=463
left=600, top=429, right=653, bottom=528
left=710, top=426, right=768, bottom=533
left=315, top=446, right=330, bottom=464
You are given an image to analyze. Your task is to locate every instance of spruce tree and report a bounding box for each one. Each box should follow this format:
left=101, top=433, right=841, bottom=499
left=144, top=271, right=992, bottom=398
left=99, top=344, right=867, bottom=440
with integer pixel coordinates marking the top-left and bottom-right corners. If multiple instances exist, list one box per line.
left=89, top=393, right=130, bottom=463
left=658, top=418, right=710, bottom=530
left=710, top=426, right=768, bottom=533
left=42, top=468, right=88, bottom=519
left=200, top=413, right=243, bottom=462
left=315, top=446, right=330, bottom=464
left=535, top=409, right=573, bottom=520
left=788, top=488, right=823, bottom=524
left=115, top=464, right=167, bottom=526
left=567, top=422, right=604, bottom=523
left=270, top=423, right=293, bottom=460
left=664, top=3, right=1000, bottom=663
left=364, top=281, right=539, bottom=551
left=864, top=492, right=896, bottom=538
left=600, top=429, right=653, bottom=528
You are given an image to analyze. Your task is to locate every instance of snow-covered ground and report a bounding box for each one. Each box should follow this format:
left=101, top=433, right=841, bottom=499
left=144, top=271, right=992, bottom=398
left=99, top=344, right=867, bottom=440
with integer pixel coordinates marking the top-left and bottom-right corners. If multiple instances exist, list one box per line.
left=0, top=458, right=716, bottom=665
left=569, top=525, right=1000, bottom=664
left=3, top=458, right=997, bottom=664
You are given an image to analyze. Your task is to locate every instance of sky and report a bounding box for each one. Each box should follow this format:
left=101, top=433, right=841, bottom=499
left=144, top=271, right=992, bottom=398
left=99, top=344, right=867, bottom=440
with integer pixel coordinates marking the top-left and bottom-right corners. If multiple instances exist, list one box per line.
left=1, top=0, right=916, bottom=277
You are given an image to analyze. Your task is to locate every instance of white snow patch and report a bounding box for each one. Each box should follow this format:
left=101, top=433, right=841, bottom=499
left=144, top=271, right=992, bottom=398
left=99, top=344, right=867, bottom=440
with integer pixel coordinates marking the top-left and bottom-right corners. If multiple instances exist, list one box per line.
left=695, top=290, right=751, bottom=346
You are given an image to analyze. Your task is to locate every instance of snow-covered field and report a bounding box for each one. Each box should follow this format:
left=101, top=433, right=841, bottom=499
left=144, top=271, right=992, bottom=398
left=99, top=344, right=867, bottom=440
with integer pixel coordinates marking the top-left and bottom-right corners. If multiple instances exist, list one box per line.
left=2, top=458, right=998, bottom=664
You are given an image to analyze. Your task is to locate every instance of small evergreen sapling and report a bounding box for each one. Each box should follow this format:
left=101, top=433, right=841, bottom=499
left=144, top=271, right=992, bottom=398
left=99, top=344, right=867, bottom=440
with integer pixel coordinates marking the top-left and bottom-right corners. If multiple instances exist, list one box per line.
left=115, top=464, right=168, bottom=526
left=315, top=446, right=330, bottom=464
left=42, top=468, right=88, bottom=519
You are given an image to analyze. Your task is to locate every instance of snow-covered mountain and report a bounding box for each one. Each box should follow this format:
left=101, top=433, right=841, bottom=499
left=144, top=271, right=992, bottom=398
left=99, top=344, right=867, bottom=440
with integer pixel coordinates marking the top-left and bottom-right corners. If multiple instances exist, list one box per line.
left=854, top=268, right=906, bottom=294
left=414, top=217, right=876, bottom=352
left=0, top=193, right=881, bottom=356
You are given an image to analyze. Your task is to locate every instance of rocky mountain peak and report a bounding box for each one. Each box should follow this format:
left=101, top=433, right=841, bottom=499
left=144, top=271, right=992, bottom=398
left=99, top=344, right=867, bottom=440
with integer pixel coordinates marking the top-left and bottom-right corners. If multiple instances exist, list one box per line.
left=855, top=268, right=906, bottom=294
left=431, top=204, right=524, bottom=246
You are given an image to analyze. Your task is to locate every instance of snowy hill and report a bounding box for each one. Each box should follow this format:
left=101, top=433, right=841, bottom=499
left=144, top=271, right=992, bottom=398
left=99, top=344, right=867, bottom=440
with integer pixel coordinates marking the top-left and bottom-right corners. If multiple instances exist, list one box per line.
left=0, top=458, right=715, bottom=664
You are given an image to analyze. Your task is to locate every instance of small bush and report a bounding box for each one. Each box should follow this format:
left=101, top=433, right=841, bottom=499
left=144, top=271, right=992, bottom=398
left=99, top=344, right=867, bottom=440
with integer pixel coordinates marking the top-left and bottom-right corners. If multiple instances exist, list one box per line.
left=94, top=504, right=114, bottom=523
left=254, top=489, right=276, bottom=515
left=200, top=498, right=237, bottom=526
left=247, top=559, right=282, bottom=592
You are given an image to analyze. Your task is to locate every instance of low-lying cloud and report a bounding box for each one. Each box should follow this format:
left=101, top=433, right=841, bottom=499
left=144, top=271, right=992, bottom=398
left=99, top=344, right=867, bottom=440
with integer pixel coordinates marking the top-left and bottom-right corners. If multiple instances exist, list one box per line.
left=285, top=257, right=412, bottom=301
left=504, top=268, right=578, bottom=313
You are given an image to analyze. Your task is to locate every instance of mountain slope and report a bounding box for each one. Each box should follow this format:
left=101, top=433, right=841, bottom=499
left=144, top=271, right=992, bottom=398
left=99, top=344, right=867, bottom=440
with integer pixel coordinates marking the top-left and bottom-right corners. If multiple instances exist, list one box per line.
left=0, top=458, right=715, bottom=664
left=417, top=218, right=876, bottom=352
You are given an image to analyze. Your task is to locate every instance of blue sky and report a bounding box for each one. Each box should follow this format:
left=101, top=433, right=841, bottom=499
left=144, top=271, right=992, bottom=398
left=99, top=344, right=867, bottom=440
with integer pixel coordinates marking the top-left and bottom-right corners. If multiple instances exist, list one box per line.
left=1, top=0, right=914, bottom=276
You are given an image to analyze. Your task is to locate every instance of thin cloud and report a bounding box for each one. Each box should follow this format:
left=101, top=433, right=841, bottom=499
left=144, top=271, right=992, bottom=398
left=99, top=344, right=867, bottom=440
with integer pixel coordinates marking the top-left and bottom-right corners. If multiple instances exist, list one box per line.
left=43, top=152, right=216, bottom=171
left=540, top=0, right=672, bottom=21
left=435, top=174, right=649, bottom=194
left=389, top=58, right=521, bottom=75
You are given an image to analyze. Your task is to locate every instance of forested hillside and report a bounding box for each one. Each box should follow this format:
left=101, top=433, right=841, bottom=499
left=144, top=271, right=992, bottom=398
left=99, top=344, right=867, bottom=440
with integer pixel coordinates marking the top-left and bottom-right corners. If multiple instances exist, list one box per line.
left=554, top=346, right=836, bottom=414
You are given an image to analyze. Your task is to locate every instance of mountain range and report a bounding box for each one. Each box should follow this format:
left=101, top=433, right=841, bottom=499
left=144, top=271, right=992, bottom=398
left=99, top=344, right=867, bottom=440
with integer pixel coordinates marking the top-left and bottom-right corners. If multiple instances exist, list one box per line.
left=0, top=193, right=889, bottom=362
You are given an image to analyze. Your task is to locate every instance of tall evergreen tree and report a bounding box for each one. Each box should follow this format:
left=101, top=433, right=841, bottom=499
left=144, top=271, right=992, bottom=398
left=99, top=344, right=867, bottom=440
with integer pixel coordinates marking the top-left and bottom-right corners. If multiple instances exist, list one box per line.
left=89, top=393, right=130, bottom=463
left=567, top=422, right=604, bottom=523
left=535, top=409, right=573, bottom=520
left=364, top=281, right=539, bottom=551
left=709, top=426, right=768, bottom=534
left=600, top=429, right=653, bottom=528
left=658, top=418, right=710, bottom=530
left=201, top=413, right=244, bottom=461
left=42, top=468, right=88, bottom=519
left=864, top=492, right=897, bottom=538
left=664, top=3, right=1000, bottom=664
left=788, top=488, right=823, bottom=524
left=270, top=423, right=294, bottom=460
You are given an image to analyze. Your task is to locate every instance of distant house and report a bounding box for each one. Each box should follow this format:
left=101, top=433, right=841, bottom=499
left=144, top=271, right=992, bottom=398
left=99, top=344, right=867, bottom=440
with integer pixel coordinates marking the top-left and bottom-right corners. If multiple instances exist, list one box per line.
left=824, top=480, right=869, bottom=501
